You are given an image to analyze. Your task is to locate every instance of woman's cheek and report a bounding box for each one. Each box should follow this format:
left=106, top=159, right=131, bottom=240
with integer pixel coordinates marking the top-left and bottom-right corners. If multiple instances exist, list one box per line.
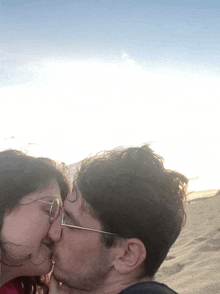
left=2, top=221, right=33, bottom=246
left=2, top=211, right=46, bottom=246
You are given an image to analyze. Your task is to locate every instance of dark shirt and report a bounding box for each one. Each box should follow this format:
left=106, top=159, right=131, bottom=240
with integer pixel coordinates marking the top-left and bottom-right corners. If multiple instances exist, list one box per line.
left=118, top=281, right=178, bottom=294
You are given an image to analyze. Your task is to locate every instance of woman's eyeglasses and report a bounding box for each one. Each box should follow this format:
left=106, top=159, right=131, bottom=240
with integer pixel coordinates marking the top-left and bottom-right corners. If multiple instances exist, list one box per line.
left=26, top=196, right=116, bottom=235
left=25, top=198, right=63, bottom=223
left=38, top=198, right=63, bottom=222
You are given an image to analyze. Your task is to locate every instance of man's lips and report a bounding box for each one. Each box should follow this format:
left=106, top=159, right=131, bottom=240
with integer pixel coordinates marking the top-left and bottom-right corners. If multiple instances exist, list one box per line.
left=42, top=238, right=53, bottom=249
left=51, top=253, right=58, bottom=264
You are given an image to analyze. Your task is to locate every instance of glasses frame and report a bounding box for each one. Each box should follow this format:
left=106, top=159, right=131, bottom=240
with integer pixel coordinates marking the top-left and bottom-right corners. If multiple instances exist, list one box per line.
left=61, top=212, right=116, bottom=235
left=25, top=197, right=63, bottom=222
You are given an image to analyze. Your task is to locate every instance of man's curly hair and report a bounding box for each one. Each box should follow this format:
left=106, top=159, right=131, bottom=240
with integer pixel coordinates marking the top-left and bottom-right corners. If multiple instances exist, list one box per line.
left=75, top=144, right=188, bottom=277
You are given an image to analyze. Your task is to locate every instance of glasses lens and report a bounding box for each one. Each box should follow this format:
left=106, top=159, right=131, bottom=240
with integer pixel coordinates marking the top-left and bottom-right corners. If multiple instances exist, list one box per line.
left=50, top=199, right=61, bottom=221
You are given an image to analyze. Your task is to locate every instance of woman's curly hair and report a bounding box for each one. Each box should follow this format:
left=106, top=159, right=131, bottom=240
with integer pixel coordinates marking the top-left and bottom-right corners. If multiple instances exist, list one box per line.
left=0, top=149, right=70, bottom=293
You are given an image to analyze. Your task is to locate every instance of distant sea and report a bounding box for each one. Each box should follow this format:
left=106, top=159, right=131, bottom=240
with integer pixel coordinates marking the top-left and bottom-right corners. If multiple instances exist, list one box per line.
left=187, top=189, right=219, bottom=202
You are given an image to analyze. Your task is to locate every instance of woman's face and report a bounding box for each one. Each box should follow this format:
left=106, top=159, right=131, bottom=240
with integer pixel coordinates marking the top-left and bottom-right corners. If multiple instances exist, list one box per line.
left=0, top=179, right=62, bottom=276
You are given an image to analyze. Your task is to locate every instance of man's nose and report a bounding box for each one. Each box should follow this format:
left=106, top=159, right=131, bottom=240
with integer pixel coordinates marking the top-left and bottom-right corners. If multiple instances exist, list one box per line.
left=48, top=213, right=62, bottom=242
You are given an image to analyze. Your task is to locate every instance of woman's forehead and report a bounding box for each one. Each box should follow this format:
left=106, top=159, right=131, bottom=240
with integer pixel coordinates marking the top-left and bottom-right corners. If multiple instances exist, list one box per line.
left=20, top=180, right=61, bottom=204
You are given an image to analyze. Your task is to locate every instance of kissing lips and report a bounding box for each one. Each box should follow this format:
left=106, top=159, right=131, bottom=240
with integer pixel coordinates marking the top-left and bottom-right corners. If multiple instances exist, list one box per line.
left=51, top=253, right=58, bottom=264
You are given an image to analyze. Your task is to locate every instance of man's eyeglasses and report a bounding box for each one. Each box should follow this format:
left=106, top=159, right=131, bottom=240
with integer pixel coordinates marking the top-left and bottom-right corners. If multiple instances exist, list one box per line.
left=61, top=212, right=116, bottom=235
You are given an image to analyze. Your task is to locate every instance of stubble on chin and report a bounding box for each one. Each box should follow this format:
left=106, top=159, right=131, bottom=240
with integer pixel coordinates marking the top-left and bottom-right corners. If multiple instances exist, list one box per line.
left=49, top=275, right=76, bottom=294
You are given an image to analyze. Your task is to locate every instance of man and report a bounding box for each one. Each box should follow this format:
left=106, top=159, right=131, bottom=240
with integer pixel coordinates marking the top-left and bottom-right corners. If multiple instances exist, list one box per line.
left=48, top=144, right=188, bottom=294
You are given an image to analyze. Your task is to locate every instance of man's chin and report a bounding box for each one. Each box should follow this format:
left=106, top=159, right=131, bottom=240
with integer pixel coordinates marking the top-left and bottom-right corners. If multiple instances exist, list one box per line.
left=51, top=254, right=68, bottom=277
left=51, top=261, right=81, bottom=291
left=51, top=265, right=66, bottom=286
left=52, top=273, right=73, bottom=292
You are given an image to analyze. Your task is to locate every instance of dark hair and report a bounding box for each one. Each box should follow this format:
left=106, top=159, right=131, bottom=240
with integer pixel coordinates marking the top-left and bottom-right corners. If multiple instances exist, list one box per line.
left=0, top=149, right=70, bottom=294
left=75, top=144, right=188, bottom=278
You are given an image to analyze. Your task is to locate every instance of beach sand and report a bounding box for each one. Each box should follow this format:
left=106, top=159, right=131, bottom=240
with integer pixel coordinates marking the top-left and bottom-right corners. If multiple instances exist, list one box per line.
left=155, top=194, right=220, bottom=294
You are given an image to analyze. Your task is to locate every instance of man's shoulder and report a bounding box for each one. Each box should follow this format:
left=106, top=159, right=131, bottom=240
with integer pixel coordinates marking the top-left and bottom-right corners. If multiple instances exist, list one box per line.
left=118, top=281, right=178, bottom=294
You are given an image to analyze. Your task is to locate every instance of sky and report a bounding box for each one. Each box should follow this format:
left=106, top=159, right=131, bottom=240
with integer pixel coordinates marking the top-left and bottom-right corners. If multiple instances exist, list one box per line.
left=0, top=0, right=220, bottom=192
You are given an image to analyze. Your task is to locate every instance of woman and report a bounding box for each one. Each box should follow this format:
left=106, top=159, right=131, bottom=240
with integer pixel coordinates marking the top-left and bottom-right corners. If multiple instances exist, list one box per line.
left=0, top=149, right=70, bottom=294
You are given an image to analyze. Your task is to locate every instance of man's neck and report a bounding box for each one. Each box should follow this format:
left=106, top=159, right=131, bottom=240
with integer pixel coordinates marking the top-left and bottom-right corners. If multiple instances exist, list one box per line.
left=95, top=275, right=152, bottom=294
left=51, top=274, right=152, bottom=294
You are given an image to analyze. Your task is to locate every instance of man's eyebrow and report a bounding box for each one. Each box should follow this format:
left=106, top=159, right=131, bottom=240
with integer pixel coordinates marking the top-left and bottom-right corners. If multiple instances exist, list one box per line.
left=64, top=209, right=81, bottom=226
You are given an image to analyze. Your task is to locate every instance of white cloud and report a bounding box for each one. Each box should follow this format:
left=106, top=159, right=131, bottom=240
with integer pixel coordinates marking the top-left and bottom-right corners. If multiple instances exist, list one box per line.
left=1, top=57, right=220, bottom=190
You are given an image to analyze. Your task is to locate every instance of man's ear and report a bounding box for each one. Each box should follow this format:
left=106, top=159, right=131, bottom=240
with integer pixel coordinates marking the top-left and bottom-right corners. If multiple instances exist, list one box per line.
left=112, top=238, right=146, bottom=274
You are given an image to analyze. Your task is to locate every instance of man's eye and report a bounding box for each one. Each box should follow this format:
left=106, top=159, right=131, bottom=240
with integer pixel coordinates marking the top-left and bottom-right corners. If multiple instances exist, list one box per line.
left=63, top=218, right=76, bottom=230
left=67, top=226, right=75, bottom=231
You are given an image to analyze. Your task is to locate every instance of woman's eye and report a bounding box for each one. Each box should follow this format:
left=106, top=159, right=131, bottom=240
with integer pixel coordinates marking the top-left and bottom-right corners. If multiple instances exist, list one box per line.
left=44, top=209, right=51, bottom=215
left=43, top=205, right=51, bottom=215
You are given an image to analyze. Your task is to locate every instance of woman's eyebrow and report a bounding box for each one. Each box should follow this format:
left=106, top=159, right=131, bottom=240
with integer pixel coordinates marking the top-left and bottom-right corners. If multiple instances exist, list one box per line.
left=64, top=209, right=81, bottom=226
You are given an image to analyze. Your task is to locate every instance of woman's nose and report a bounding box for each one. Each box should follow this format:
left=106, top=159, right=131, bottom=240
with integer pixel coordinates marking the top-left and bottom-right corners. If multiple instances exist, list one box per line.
left=47, top=213, right=62, bottom=242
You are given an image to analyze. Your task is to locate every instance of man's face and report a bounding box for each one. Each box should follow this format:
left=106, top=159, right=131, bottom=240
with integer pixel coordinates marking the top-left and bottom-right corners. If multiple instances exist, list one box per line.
left=48, top=186, right=113, bottom=292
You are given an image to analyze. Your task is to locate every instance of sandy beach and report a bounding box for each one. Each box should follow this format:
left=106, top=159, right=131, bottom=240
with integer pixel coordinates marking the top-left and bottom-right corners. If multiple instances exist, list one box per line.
left=155, top=194, right=220, bottom=294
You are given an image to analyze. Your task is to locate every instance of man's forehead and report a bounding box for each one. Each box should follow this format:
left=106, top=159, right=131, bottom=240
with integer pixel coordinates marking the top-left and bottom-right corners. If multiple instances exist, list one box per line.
left=63, top=198, right=101, bottom=231
left=64, top=187, right=95, bottom=218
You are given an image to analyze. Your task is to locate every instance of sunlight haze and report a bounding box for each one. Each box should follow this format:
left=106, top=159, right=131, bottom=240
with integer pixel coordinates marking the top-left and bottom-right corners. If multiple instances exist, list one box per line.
left=1, top=0, right=220, bottom=192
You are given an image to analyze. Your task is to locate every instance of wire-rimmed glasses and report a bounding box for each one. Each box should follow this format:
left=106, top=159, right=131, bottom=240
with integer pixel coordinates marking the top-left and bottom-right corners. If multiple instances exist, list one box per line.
left=25, top=198, right=63, bottom=223
left=61, top=212, right=116, bottom=235
left=39, top=198, right=63, bottom=222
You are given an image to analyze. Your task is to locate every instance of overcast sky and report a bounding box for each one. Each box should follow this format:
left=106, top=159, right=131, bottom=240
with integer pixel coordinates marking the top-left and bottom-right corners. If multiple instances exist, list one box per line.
left=1, top=0, right=220, bottom=191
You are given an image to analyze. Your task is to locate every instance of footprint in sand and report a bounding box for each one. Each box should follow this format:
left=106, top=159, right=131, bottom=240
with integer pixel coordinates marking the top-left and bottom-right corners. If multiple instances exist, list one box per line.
left=208, top=238, right=220, bottom=245
left=186, top=237, right=207, bottom=246
left=197, top=238, right=220, bottom=252
left=198, top=244, right=220, bottom=252
left=160, top=263, right=184, bottom=276
left=165, top=255, right=175, bottom=260
left=194, top=237, right=208, bottom=242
